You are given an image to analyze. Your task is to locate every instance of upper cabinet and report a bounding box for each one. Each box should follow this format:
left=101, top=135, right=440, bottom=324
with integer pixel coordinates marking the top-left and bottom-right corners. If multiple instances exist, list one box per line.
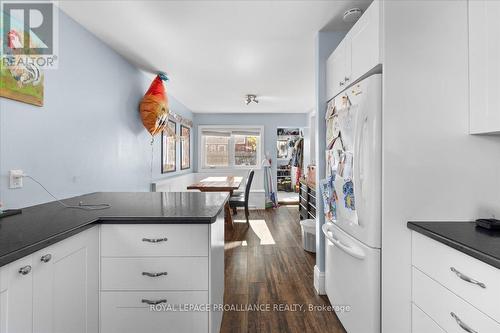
left=469, top=0, right=500, bottom=134
left=326, top=0, right=382, bottom=101
left=326, top=38, right=350, bottom=99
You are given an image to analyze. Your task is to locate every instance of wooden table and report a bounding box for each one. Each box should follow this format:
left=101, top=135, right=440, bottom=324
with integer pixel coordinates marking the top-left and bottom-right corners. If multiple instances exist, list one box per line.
left=187, top=176, right=243, bottom=228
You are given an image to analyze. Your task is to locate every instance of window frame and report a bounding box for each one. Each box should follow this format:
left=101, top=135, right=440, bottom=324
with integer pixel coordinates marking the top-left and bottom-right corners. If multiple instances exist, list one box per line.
left=198, top=125, right=264, bottom=171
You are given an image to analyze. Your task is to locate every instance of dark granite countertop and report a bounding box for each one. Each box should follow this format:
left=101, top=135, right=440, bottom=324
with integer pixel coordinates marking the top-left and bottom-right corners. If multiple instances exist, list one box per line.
left=0, top=192, right=228, bottom=267
left=408, top=221, right=500, bottom=269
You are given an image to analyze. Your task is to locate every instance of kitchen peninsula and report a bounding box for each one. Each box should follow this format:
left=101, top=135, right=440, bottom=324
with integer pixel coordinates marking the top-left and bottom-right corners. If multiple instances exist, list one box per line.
left=0, top=192, right=227, bottom=333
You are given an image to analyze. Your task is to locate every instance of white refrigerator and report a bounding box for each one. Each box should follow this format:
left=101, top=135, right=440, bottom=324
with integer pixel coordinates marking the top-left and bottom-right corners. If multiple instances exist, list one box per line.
left=322, top=74, right=382, bottom=333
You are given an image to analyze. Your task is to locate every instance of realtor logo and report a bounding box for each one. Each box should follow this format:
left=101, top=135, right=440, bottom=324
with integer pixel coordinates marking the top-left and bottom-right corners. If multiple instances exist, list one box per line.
left=1, top=1, right=59, bottom=68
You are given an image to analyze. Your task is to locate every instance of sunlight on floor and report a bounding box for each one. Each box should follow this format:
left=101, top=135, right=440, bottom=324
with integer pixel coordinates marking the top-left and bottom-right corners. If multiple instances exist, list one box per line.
left=277, top=191, right=299, bottom=204
left=233, top=219, right=276, bottom=245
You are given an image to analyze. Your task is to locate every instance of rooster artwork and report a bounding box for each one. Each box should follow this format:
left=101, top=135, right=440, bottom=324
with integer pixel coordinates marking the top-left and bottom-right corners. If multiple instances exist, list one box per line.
left=139, top=72, right=176, bottom=141
left=0, top=28, right=44, bottom=106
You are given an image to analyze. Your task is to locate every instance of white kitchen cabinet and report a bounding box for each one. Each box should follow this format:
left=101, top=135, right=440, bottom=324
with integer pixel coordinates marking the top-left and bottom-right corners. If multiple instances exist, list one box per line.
left=1, top=256, right=33, bottom=333
left=411, top=231, right=500, bottom=333
left=0, top=266, right=6, bottom=333
left=411, top=304, right=445, bottom=333
left=469, top=0, right=500, bottom=134
left=0, top=290, right=6, bottom=333
left=33, top=227, right=99, bottom=333
left=100, top=224, right=209, bottom=257
left=413, top=267, right=500, bottom=333
left=100, top=213, right=225, bottom=333
left=326, top=38, right=350, bottom=100
left=100, top=291, right=209, bottom=333
left=101, top=257, right=209, bottom=291
left=349, top=0, right=381, bottom=81
left=412, top=231, right=500, bottom=322
left=0, top=227, right=99, bottom=333
left=326, top=0, right=381, bottom=101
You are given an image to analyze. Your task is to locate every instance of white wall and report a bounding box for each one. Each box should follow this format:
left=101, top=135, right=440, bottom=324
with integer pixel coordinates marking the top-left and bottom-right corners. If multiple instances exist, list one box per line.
left=382, top=1, right=500, bottom=332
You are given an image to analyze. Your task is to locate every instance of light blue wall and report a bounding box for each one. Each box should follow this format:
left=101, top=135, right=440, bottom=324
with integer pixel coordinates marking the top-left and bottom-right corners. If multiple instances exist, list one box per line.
left=193, top=113, right=308, bottom=188
left=0, top=10, right=193, bottom=209
left=314, top=31, right=345, bottom=273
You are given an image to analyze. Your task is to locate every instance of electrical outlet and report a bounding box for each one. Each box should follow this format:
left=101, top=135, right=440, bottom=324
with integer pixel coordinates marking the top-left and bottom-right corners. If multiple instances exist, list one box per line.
left=9, top=170, right=23, bottom=189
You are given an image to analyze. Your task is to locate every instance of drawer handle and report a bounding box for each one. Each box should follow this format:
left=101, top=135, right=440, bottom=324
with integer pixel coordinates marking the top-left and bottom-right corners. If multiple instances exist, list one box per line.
left=142, top=272, right=168, bottom=278
left=40, top=254, right=52, bottom=263
left=450, top=312, right=478, bottom=333
left=141, top=299, right=167, bottom=305
left=18, top=265, right=32, bottom=275
left=450, top=267, right=486, bottom=289
left=142, top=237, right=168, bottom=243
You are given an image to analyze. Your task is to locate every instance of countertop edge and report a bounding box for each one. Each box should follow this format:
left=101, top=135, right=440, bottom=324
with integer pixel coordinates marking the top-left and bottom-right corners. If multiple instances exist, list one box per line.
left=0, top=193, right=228, bottom=268
left=407, top=222, right=500, bottom=270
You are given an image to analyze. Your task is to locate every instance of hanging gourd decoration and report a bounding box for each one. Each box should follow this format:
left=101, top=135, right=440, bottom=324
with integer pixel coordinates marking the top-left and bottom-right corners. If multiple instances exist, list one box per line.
left=139, top=72, right=172, bottom=141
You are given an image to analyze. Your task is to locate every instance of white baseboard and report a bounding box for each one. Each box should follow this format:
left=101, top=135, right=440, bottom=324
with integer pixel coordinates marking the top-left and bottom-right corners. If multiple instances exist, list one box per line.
left=314, top=265, right=326, bottom=295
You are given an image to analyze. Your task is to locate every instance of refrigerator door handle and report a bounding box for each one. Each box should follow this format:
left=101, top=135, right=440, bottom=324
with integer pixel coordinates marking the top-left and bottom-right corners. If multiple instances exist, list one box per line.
left=322, top=224, right=366, bottom=260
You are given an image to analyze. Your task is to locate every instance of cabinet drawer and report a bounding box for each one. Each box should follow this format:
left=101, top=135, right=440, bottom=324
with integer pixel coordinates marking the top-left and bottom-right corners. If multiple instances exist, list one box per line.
left=101, top=257, right=208, bottom=291
left=101, top=224, right=208, bottom=257
left=412, top=232, right=500, bottom=322
left=412, top=303, right=445, bottom=333
left=412, top=267, right=500, bottom=333
left=0, top=265, right=7, bottom=293
left=100, top=291, right=208, bottom=333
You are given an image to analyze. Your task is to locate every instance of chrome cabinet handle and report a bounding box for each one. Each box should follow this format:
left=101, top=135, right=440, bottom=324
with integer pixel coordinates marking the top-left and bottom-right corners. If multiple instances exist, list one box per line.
left=142, top=271, right=168, bottom=278
left=450, top=267, right=486, bottom=288
left=40, top=254, right=52, bottom=263
left=142, top=299, right=167, bottom=305
left=142, top=237, right=168, bottom=243
left=451, top=312, right=478, bottom=333
left=18, top=265, right=32, bottom=275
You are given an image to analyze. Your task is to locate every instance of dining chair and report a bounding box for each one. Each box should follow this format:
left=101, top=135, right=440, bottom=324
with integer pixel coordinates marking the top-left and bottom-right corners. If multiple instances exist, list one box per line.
left=229, top=170, right=254, bottom=223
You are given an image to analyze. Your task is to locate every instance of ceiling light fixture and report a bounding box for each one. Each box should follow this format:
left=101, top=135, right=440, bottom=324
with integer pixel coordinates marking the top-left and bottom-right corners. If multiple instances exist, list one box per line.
left=244, top=94, right=259, bottom=105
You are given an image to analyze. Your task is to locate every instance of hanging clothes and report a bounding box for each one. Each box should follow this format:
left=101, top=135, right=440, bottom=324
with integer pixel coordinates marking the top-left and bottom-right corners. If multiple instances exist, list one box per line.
left=290, top=138, right=304, bottom=192
left=291, top=137, right=304, bottom=168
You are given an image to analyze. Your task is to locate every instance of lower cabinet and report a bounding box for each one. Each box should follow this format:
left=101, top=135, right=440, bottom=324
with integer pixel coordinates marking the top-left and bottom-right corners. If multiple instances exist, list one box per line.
left=411, top=231, right=500, bottom=333
left=0, top=255, right=33, bottom=333
left=0, top=227, right=99, bottom=333
left=411, top=304, right=445, bottom=333
left=0, top=290, right=6, bottom=333
left=0, top=216, right=224, bottom=333
left=100, top=291, right=209, bottom=333
left=99, top=215, right=224, bottom=333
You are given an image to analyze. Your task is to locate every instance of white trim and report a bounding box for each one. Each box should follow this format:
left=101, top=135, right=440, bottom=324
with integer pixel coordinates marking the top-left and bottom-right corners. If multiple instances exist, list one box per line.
left=314, top=265, right=326, bottom=295
left=198, top=125, right=264, bottom=172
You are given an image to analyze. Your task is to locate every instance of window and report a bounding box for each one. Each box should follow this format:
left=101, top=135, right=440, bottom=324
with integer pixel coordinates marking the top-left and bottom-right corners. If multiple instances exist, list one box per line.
left=205, top=135, right=229, bottom=167
left=200, top=126, right=262, bottom=169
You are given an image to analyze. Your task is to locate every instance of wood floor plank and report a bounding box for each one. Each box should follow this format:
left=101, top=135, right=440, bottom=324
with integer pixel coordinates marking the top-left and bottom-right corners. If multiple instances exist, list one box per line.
left=221, top=206, right=346, bottom=333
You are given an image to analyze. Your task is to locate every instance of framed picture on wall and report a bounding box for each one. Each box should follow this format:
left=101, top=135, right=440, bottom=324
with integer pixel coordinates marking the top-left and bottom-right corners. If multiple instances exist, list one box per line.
left=161, top=120, right=177, bottom=173
left=180, top=125, right=190, bottom=170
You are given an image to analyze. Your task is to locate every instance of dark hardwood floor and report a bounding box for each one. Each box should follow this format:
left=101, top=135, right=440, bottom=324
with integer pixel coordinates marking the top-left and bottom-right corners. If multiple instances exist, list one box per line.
left=220, top=206, right=346, bottom=333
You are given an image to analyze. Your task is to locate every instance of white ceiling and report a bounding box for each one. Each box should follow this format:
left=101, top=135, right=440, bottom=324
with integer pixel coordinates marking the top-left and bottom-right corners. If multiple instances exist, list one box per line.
left=59, top=0, right=371, bottom=113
